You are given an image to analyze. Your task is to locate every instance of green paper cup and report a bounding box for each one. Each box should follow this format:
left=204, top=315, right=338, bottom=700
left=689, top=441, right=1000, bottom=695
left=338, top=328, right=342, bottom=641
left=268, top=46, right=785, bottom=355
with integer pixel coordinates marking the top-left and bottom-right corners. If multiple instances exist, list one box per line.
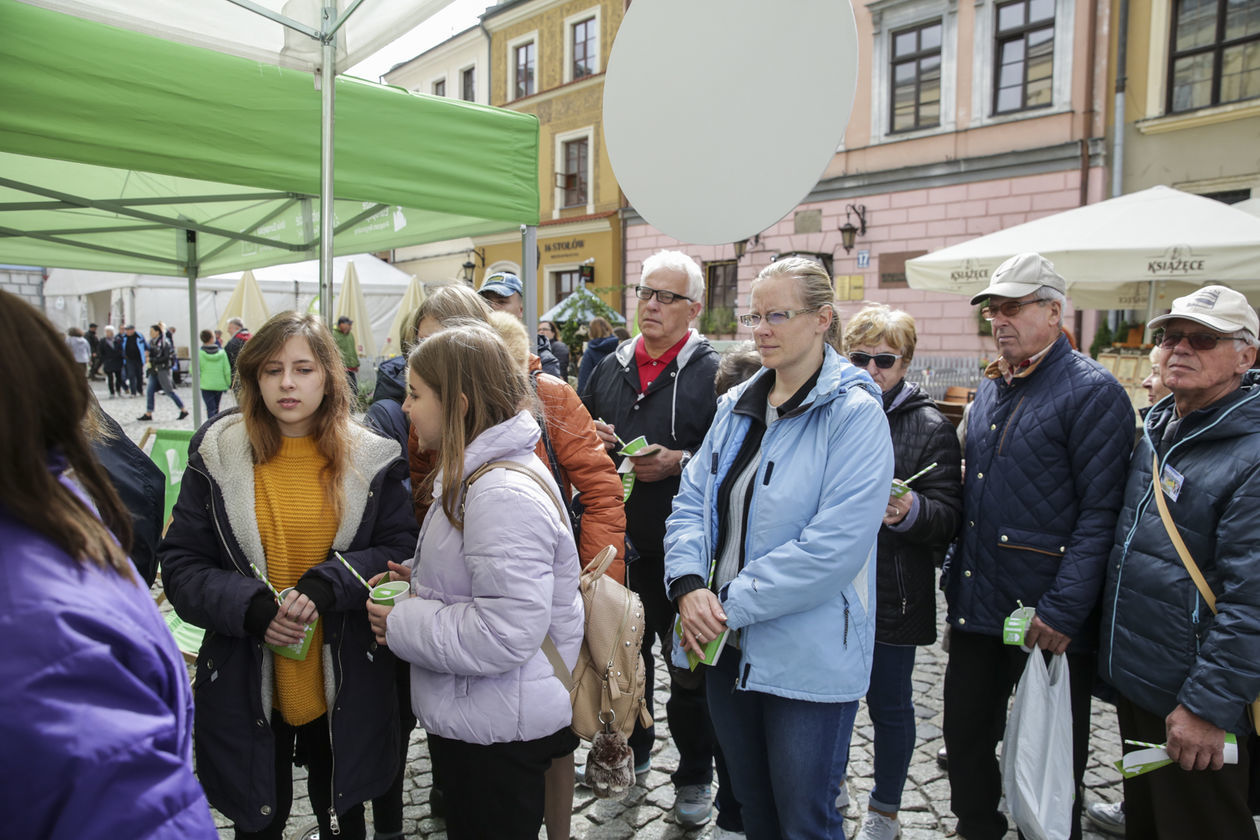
left=266, top=587, right=316, bottom=661
left=618, top=435, right=650, bottom=456
left=890, top=478, right=911, bottom=499
left=371, top=580, right=411, bottom=606
left=1003, top=606, right=1036, bottom=651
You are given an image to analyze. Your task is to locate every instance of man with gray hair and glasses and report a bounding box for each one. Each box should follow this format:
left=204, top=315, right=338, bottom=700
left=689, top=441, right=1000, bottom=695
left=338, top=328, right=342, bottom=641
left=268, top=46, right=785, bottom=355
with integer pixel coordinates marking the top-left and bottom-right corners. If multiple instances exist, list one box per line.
left=1098, top=285, right=1260, bottom=840
left=580, top=249, right=740, bottom=832
left=942, top=252, right=1134, bottom=840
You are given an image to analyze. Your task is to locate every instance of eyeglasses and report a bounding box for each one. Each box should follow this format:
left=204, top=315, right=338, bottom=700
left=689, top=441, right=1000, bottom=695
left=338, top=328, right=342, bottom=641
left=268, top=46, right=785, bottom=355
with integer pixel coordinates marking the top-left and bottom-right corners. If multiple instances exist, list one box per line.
left=980, top=298, right=1044, bottom=320
left=849, top=352, right=903, bottom=369
left=737, top=308, right=819, bottom=328
left=635, top=285, right=694, bottom=305
left=1155, top=330, right=1229, bottom=351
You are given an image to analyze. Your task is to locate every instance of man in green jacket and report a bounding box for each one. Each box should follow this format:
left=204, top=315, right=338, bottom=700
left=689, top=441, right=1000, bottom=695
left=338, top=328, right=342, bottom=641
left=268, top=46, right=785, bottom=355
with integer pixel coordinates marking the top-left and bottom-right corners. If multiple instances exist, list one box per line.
left=334, top=315, right=361, bottom=396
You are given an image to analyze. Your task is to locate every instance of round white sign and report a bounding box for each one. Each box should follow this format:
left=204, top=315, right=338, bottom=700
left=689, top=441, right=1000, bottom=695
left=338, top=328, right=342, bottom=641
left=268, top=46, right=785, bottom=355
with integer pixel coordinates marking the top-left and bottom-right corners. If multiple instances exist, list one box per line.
left=603, top=0, right=859, bottom=246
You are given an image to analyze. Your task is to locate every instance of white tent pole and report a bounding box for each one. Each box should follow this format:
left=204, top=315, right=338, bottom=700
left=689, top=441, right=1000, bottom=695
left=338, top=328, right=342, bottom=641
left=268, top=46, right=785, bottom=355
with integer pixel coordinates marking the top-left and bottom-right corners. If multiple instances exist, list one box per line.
left=318, top=4, right=336, bottom=324
left=522, top=224, right=538, bottom=327
left=184, top=229, right=202, bottom=428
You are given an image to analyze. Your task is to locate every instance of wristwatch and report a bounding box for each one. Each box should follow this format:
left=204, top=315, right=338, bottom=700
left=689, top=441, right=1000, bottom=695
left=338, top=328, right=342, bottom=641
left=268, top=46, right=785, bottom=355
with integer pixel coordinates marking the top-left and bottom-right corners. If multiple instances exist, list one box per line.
left=678, top=449, right=693, bottom=474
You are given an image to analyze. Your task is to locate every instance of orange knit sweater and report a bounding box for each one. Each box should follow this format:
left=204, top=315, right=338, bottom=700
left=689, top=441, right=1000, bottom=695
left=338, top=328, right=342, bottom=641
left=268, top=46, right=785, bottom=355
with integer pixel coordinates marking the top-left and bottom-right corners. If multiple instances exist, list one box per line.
left=255, top=435, right=337, bottom=726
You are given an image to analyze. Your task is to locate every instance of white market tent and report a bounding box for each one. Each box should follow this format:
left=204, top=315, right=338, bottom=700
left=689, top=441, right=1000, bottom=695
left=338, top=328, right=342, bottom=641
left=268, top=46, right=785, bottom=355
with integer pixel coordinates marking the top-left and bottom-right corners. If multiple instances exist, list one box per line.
left=44, top=255, right=414, bottom=357
left=0, top=0, right=540, bottom=424
left=905, top=186, right=1260, bottom=311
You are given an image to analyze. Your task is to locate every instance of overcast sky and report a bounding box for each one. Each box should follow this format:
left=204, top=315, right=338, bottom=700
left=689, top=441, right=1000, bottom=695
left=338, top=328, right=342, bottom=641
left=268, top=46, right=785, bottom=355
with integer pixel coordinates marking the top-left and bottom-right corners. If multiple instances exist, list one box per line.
left=348, top=0, right=491, bottom=81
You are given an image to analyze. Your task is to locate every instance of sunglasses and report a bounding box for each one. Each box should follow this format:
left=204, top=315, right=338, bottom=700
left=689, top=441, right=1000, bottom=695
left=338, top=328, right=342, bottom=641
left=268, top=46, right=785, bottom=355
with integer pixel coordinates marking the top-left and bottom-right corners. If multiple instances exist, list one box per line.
left=980, top=298, right=1043, bottom=320
left=1154, top=330, right=1229, bottom=351
left=849, top=352, right=903, bottom=369
left=635, top=285, right=694, bottom=305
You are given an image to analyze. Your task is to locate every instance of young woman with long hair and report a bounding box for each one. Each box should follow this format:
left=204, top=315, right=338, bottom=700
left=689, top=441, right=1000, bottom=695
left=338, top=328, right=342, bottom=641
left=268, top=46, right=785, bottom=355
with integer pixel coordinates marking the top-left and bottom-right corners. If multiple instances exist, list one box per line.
left=161, top=311, right=417, bottom=840
left=367, top=324, right=584, bottom=840
left=0, top=290, right=217, bottom=839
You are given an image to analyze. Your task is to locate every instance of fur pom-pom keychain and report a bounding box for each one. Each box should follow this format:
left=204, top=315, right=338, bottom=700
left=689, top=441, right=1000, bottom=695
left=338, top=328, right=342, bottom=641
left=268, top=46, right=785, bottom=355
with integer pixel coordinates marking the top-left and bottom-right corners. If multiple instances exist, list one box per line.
left=584, top=728, right=634, bottom=798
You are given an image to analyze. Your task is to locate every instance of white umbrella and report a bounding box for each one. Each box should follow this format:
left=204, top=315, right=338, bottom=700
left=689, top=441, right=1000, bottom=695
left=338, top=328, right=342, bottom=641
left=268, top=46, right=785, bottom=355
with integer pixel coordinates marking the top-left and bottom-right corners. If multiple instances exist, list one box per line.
left=1234, top=198, right=1260, bottom=218
left=906, top=186, right=1260, bottom=310
left=334, top=262, right=376, bottom=357
left=218, top=269, right=269, bottom=335
left=384, top=276, right=427, bottom=357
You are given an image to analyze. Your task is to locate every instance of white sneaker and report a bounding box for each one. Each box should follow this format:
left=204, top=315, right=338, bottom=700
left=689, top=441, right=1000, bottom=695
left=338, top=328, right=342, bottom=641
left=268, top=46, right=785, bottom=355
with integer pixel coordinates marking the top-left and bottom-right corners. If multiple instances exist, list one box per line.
left=857, top=811, right=900, bottom=840
left=1084, top=800, right=1125, bottom=837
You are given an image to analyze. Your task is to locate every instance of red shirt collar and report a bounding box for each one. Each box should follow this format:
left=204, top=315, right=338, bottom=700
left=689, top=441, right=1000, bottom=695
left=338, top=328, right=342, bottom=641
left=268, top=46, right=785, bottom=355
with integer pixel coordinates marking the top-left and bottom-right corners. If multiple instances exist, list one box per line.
left=634, top=332, right=690, bottom=393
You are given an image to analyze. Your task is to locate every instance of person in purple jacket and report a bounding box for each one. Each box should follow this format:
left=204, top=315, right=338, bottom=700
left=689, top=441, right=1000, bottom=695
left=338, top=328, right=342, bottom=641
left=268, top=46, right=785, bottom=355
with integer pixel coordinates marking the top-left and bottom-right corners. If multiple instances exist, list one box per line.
left=0, top=290, right=217, bottom=840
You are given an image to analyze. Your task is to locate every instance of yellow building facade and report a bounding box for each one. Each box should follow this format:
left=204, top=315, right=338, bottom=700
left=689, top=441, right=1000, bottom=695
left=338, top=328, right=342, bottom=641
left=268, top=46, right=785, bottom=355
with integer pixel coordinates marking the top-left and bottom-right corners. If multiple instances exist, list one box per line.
left=478, top=0, right=627, bottom=320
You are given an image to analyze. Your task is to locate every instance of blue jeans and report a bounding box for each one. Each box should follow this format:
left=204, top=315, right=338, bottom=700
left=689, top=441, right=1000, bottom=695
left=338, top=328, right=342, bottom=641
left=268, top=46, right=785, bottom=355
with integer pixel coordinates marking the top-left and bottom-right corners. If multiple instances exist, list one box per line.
left=146, top=369, right=184, bottom=412
left=864, top=642, right=917, bottom=813
left=706, top=648, right=857, bottom=840
left=201, top=389, right=224, bottom=418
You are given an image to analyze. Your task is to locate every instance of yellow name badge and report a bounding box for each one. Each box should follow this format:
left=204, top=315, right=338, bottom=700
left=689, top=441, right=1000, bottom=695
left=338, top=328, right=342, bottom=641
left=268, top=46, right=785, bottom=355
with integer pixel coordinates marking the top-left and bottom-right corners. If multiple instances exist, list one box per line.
left=1160, top=463, right=1184, bottom=502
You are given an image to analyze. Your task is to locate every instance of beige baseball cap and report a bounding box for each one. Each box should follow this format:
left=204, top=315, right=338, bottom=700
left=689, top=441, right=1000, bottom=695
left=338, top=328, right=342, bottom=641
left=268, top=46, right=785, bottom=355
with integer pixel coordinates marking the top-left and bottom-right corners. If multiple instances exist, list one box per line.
left=1148, top=285, right=1258, bottom=338
left=969, top=252, right=1067, bottom=305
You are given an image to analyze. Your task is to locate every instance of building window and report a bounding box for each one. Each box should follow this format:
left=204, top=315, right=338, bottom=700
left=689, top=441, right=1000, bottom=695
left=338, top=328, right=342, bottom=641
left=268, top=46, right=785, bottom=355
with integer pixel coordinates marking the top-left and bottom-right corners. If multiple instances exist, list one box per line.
left=514, top=41, right=536, bottom=99
left=554, top=270, right=581, bottom=304
left=1168, top=0, right=1260, bottom=113
left=562, top=138, right=588, bottom=207
left=432, top=78, right=445, bottom=97
left=705, top=260, right=739, bottom=312
left=891, top=20, right=943, bottom=132
left=993, top=0, right=1055, bottom=114
left=572, top=17, right=597, bottom=80
left=461, top=67, right=475, bottom=101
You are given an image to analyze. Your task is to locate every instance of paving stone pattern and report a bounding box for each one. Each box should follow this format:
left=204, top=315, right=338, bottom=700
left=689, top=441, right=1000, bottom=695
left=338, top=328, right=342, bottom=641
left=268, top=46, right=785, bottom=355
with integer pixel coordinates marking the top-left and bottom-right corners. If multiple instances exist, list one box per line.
left=98, top=380, right=1128, bottom=839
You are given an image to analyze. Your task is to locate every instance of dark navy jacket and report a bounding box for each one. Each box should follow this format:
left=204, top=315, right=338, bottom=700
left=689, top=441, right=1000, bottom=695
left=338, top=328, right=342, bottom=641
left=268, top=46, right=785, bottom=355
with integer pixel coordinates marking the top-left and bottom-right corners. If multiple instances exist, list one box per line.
left=945, top=334, right=1134, bottom=650
left=1101, top=381, right=1260, bottom=733
left=161, top=411, right=417, bottom=831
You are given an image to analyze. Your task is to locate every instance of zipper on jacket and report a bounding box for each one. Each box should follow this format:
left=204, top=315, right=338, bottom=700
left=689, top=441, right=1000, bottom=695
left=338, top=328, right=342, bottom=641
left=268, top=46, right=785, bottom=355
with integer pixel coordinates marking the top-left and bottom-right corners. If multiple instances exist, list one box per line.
left=1191, top=593, right=1201, bottom=654
left=843, top=596, right=850, bottom=647
left=740, top=662, right=751, bottom=689
left=710, top=451, right=719, bottom=473
left=895, top=555, right=907, bottom=615
left=326, top=624, right=346, bottom=835
left=762, top=460, right=774, bottom=485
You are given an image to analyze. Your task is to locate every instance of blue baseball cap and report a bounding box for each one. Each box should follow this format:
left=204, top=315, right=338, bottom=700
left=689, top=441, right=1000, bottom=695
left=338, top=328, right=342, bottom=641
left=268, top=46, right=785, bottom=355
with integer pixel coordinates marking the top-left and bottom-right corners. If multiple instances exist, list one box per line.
left=478, top=272, right=523, bottom=299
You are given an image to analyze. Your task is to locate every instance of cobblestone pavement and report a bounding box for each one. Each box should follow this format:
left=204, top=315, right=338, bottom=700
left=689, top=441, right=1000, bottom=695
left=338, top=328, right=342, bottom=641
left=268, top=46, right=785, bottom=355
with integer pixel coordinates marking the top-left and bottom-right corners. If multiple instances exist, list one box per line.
left=97, top=378, right=1131, bottom=839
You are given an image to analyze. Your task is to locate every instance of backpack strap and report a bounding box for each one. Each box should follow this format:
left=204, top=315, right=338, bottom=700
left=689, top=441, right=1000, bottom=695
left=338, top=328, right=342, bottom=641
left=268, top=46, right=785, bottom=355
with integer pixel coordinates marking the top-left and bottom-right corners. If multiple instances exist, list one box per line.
left=462, top=459, right=575, bottom=691
left=461, top=459, right=568, bottom=529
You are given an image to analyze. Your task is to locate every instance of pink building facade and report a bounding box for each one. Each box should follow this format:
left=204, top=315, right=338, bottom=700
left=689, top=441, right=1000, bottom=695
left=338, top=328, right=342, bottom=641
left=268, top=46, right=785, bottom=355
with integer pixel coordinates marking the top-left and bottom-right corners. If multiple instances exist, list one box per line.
left=621, top=0, right=1111, bottom=370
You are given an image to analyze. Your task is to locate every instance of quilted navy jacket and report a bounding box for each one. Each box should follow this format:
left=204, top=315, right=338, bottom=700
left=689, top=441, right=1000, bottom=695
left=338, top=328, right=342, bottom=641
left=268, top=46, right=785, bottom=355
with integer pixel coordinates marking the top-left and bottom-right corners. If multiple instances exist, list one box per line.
left=1100, top=382, right=1260, bottom=733
left=944, top=334, right=1134, bottom=650
left=877, top=384, right=963, bottom=645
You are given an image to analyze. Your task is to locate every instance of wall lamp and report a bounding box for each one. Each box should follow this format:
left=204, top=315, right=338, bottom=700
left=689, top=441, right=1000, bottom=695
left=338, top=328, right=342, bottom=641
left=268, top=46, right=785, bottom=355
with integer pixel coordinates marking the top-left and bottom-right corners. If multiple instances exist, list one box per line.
left=460, top=247, right=485, bottom=284
left=839, top=204, right=867, bottom=254
left=733, top=233, right=761, bottom=261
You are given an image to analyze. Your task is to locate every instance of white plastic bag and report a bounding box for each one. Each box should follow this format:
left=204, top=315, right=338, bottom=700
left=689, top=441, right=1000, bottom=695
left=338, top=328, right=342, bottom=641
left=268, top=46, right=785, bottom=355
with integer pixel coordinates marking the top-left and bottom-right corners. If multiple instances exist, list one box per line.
left=1000, top=650, right=1074, bottom=840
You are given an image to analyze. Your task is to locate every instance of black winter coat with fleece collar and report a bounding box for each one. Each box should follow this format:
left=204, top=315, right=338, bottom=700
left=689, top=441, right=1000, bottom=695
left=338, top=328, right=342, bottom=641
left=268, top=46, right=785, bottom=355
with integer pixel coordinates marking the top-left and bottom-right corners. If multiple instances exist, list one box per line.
left=160, top=410, right=417, bottom=832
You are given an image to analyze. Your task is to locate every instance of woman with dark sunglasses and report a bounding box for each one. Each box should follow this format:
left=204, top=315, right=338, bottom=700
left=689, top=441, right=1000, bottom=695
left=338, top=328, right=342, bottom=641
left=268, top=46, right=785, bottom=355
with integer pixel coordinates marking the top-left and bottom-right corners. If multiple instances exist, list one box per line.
left=840, top=303, right=963, bottom=840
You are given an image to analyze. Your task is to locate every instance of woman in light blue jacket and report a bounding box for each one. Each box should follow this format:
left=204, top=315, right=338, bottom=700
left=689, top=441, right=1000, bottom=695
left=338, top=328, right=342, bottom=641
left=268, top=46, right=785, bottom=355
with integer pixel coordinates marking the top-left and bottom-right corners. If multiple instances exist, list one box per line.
left=665, top=257, right=894, bottom=840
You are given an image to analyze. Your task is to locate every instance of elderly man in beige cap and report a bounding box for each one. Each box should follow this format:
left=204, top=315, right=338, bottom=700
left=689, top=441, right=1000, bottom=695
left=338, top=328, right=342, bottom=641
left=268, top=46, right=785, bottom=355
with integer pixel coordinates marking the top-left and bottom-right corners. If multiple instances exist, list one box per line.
left=942, top=253, right=1135, bottom=840
left=1098, top=285, right=1260, bottom=840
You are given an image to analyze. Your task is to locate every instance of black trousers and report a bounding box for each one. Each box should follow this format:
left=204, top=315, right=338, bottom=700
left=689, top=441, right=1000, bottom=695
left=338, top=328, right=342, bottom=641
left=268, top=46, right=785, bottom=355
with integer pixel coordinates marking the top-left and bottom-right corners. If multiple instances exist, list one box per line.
left=234, top=711, right=365, bottom=840
left=627, top=550, right=741, bottom=828
left=1117, top=695, right=1258, bottom=840
left=371, top=657, right=417, bottom=835
left=942, top=629, right=1093, bottom=840
left=429, top=728, right=574, bottom=840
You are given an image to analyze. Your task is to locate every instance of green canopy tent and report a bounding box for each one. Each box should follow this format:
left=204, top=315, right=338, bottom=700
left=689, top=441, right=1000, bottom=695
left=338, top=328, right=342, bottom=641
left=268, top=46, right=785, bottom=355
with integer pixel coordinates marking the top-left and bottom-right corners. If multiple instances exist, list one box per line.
left=0, top=0, right=539, bottom=423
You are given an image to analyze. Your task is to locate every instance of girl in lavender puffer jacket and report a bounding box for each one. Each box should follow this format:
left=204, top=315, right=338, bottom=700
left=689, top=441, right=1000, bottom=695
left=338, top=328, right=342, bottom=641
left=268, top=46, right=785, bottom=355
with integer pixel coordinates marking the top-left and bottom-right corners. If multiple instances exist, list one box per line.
left=367, top=324, right=584, bottom=840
